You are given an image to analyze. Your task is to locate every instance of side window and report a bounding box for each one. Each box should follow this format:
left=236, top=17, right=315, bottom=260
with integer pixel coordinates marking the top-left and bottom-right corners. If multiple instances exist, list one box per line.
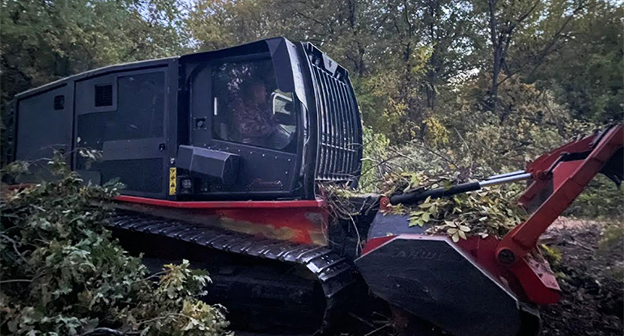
left=212, top=59, right=297, bottom=152
left=78, top=72, right=165, bottom=149
left=114, top=72, right=165, bottom=140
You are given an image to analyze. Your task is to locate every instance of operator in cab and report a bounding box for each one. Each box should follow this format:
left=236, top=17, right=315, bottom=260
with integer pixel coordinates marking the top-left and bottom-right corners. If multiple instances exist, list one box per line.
left=232, top=78, right=291, bottom=150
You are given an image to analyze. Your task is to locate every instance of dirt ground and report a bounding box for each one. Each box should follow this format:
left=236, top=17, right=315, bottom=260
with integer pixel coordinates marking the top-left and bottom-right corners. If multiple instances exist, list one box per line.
left=540, top=218, right=623, bottom=336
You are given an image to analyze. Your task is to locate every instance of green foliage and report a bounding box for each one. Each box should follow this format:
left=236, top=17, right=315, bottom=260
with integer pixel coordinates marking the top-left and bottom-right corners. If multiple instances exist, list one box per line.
left=1, top=161, right=31, bottom=180
left=527, top=1, right=623, bottom=123
left=598, top=220, right=624, bottom=279
left=360, top=126, right=391, bottom=192
left=441, top=75, right=579, bottom=172
left=540, top=244, right=563, bottom=266
left=0, top=0, right=189, bottom=106
left=598, top=220, right=623, bottom=252
left=0, top=158, right=229, bottom=336
left=566, top=175, right=624, bottom=219
left=380, top=171, right=526, bottom=241
left=356, top=72, right=416, bottom=140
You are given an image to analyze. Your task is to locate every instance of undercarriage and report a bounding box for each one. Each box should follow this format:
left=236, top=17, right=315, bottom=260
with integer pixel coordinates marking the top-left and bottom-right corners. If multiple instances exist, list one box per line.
left=108, top=210, right=363, bottom=334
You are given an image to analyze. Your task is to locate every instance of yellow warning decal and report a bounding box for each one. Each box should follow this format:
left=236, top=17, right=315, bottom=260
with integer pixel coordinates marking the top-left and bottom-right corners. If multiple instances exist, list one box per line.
left=169, top=167, right=177, bottom=195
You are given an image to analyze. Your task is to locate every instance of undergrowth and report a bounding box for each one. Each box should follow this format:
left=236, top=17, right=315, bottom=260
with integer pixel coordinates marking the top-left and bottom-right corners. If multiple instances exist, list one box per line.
left=0, top=156, right=229, bottom=336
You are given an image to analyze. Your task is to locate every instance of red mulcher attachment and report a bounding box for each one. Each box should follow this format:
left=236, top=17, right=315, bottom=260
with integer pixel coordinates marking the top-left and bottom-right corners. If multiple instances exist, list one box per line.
left=356, top=125, right=623, bottom=336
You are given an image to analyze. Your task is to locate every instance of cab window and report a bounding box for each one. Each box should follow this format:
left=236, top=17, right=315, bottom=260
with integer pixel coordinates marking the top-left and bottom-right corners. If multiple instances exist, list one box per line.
left=212, top=59, right=297, bottom=152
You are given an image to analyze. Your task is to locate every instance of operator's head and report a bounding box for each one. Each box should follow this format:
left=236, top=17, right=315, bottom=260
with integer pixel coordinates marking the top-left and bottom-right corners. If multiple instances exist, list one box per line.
left=243, top=78, right=267, bottom=105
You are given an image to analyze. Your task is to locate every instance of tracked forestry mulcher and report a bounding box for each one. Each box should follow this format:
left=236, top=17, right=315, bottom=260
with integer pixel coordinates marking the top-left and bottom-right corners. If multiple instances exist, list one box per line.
left=4, top=37, right=623, bottom=336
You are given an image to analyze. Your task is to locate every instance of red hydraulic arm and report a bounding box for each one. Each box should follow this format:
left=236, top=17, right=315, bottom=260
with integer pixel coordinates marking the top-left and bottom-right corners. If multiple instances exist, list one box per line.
left=490, top=124, right=623, bottom=304
left=496, top=124, right=623, bottom=266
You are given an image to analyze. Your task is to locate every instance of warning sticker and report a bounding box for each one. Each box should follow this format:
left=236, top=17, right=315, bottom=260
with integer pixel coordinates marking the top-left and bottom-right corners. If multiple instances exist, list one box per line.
left=169, top=168, right=177, bottom=195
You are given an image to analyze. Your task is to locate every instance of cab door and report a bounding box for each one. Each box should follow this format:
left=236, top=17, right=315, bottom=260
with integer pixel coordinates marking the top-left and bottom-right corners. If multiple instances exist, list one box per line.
left=74, top=65, right=172, bottom=198
left=187, top=56, right=299, bottom=198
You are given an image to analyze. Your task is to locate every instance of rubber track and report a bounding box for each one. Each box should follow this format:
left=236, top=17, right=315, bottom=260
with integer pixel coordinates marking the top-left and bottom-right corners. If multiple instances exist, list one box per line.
left=106, top=210, right=357, bottom=331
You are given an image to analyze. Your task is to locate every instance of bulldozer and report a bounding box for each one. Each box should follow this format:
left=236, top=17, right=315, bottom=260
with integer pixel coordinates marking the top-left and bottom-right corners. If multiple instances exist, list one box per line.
left=4, top=37, right=623, bottom=336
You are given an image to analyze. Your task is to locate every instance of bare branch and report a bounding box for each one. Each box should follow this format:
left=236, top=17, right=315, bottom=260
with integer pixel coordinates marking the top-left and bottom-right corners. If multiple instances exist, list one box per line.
left=526, top=0, right=591, bottom=80
left=0, top=279, right=32, bottom=284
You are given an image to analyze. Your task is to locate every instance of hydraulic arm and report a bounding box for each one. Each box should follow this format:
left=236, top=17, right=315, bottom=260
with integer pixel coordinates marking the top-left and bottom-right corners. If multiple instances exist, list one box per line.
left=498, top=125, right=622, bottom=263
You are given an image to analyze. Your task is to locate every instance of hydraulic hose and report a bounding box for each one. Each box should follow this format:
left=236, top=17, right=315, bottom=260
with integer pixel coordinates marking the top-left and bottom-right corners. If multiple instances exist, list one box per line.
left=389, top=173, right=532, bottom=206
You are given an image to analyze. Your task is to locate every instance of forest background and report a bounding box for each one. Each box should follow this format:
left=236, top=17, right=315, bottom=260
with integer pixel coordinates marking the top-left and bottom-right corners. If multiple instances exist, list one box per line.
left=1, top=0, right=622, bottom=218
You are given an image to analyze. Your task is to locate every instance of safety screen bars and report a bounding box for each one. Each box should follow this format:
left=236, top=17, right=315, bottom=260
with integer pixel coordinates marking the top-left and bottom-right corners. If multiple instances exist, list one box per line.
left=309, top=61, right=362, bottom=186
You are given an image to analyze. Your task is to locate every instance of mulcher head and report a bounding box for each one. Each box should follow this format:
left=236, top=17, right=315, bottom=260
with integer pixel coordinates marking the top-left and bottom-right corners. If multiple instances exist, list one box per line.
left=355, top=215, right=541, bottom=336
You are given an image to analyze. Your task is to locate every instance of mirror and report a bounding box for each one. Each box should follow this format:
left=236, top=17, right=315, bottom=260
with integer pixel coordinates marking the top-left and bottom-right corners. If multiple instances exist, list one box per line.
left=272, top=92, right=293, bottom=115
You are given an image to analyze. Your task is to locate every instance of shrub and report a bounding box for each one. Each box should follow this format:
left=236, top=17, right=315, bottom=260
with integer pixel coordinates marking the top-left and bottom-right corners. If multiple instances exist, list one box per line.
left=0, top=158, right=229, bottom=336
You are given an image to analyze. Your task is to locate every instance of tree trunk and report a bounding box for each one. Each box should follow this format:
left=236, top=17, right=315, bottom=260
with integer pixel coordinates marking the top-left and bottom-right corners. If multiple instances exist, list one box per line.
left=426, top=53, right=438, bottom=110
left=488, top=0, right=500, bottom=115
left=425, top=0, right=440, bottom=110
left=347, top=0, right=366, bottom=77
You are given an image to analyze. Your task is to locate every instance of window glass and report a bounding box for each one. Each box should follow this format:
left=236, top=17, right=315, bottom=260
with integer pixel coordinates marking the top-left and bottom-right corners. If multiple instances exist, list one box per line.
left=115, top=72, right=164, bottom=140
left=77, top=72, right=165, bottom=150
left=212, top=59, right=297, bottom=151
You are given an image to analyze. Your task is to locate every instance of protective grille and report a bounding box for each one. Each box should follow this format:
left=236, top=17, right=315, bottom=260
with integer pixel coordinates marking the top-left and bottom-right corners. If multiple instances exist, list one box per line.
left=94, top=84, right=113, bottom=107
left=310, top=63, right=362, bottom=185
left=53, top=95, right=65, bottom=110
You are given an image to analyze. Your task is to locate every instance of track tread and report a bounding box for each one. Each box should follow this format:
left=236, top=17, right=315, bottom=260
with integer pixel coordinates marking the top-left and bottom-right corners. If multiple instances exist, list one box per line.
left=106, top=210, right=357, bottom=331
